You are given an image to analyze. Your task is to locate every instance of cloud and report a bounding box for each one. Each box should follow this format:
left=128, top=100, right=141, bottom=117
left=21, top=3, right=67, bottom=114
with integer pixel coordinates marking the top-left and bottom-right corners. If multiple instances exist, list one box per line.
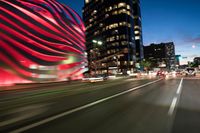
left=185, top=35, right=200, bottom=44
left=188, top=54, right=199, bottom=58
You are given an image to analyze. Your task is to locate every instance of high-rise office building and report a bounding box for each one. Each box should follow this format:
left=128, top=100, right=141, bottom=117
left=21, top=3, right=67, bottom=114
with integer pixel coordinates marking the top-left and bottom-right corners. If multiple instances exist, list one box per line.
left=133, top=0, right=144, bottom=61
left=144, top=42, right=176, bottom=69
left=83, top=0, right=143, bottom=75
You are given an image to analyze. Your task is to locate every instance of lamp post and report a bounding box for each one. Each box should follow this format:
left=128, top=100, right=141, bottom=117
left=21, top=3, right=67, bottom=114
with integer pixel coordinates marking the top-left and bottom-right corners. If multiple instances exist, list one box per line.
left=91, top=40, right=103, bottom=76
left=92, top=40, right=103, bottom=46
left=114, top=56, right=119, bottom=73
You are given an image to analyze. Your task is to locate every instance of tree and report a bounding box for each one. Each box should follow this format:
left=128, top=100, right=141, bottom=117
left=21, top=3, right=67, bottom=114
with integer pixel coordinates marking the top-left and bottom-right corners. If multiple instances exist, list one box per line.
left=140, top=60, right=152, bottom=71
left=189, top=62, right=198, bottom=67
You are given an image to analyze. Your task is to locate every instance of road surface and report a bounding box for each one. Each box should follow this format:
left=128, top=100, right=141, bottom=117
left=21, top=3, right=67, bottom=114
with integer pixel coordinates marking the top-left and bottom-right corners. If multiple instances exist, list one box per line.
left=1, top=77, right=200, bottom=133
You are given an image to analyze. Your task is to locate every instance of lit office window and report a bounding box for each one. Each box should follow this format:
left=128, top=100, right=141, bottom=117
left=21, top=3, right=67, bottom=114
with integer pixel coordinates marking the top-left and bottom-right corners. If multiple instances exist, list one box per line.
left=116, top=35, right=119, bottom=40
left=114, top=5, right=118, bottom=9
left=134, top=31, right=140, bottom=34
left=112, top=11, right=118, bottom=15
left=110, top=36, right=115, bottom=41
left=134, top=26, right=140, bottom=29
left=93, top=10, right=97, bottom=14
left=130, top=61, right=133, bottom=65
left=118, top=9, right=127, bottom=14
left=121, top=41, right=128, bottom=45
left=94, top=31, right=100, bottom=35
left=119, top=22, right=130, bottom=27
left=105, top=14, right=109, bottom=18
left=127, top=11, right=131, bottom=15
left=118, top=3, right=126, bottom=8
left=120, top=34, right=126, bottom=39
left=106, top=38, right=110, bottom=42
left=108, top=6, right=112, bottom=11
left=85, top=0, right=89, bottom=4
left=106, top=23, right=119, bottom=29
left=89, top=18, right=93, bottom=22
left=99, top=23, right=103, bottom=27
left=135, top=36, right=140, bottom=40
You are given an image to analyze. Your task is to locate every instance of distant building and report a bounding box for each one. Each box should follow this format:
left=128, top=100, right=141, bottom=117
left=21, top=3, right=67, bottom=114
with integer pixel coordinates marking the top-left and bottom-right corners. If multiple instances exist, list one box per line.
left=175, top=55, right=181, bottom=66
left=144, top=42, right=176, bottom=69
left=194, top=57, right=200, bottom=65
left=83, top=0, right=143, bottom=75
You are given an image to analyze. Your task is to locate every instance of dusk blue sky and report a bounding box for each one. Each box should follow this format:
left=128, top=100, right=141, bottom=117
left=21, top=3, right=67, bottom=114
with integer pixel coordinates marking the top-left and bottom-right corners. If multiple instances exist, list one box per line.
left=58, top=0, right=200, bottom=64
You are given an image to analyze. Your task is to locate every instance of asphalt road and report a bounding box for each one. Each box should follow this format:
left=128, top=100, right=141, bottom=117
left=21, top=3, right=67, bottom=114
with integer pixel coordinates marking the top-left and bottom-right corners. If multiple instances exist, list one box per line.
left=172, top=78, right=200, bottom=133
left=1, top=77, right=200, bottom=133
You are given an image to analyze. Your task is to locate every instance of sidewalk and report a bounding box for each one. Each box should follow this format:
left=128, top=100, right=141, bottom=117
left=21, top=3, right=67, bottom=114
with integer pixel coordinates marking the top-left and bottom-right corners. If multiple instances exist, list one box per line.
left=0, top=76, right=136, bottom=92
left=0, top=80, right=82, bottom=92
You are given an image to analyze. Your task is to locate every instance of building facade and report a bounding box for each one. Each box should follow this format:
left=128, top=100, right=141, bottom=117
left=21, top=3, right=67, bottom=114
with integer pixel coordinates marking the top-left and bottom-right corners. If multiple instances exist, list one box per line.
left=0, top=0, right=87, bottom=86
left=133, top=0, right=144, bottom=61
left=144, top=42, right=176, bottom=70
left=175, top=55, right=181, bottom=66
left=194, top=57, right=200, bottom=65
left=194, top=57, right=200, bottom=69
left=83, top=0, right=143, bottom=75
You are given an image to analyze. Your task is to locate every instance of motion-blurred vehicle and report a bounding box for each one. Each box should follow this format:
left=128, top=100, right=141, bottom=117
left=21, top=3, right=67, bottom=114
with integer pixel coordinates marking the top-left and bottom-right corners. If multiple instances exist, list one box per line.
left=156, top=70, right=166, bottom=78
left=82, top=74, right=108, bottom=83
left=149, top=71, right=157, bottom=76
left=185, top=68, right=196, bottom=76
left=82, top=77, right=104, bottom=83
left=129, top=71, right=139, bottom=77
left=175, top=70, right=183, bottom=76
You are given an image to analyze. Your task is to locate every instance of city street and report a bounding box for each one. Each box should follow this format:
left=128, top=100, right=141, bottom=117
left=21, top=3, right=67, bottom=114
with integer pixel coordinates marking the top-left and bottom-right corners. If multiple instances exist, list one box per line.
left=1, top=77, right=200, bottom=133
left=1, top=0, right=200, bottom=133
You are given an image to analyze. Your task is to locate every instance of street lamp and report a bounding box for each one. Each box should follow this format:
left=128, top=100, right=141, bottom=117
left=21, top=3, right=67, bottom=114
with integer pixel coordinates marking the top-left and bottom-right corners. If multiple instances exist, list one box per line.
left=114, top=56, right=119, bottom=73
left=91, top=40, right=103, bottom=76
left=92, top=40, right=102, bottom=46
left=92, top=40, right=97, bottom=43
left=97, top=41, right=103, bottom=45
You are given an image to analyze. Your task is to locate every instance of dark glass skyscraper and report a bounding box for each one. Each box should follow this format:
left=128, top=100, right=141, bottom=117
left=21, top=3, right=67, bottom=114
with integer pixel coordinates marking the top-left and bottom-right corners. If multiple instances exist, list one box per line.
left=83, top=0, right=143, bottom=75
left=133, top=0, right=144, bottom=61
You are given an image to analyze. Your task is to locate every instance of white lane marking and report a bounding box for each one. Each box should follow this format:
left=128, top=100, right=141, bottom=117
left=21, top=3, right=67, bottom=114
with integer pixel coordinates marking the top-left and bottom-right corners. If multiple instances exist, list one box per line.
left=10, top=79, right=162, bottom=133
left=168, top=78, right=183, bottom=116
left=176, top=78, right=183, bottom=94
left=168, top=97, right=178, bottom=115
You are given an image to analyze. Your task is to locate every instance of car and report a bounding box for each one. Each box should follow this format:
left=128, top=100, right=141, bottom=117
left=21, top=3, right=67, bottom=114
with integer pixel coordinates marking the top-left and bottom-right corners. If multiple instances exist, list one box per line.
left=185, top=68, right=196, bottom=76
left=175, top=70, right=183, bottom=76
left=129, top=72, right=138, bottom=77
left=149, top=71, right=157, bottom=76
left=156, top=70, right=166, bottom=78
